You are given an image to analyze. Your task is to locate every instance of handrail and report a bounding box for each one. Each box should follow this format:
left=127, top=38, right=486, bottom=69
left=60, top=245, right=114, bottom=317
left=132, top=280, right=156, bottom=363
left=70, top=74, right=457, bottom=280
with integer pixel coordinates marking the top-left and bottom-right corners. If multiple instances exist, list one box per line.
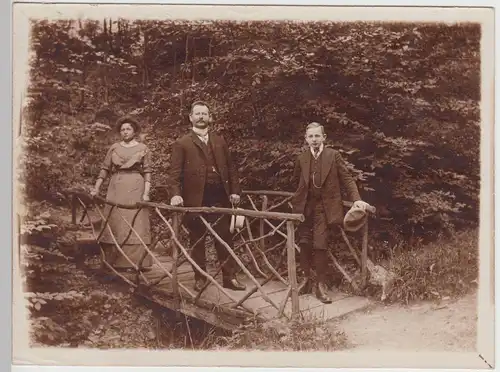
left=138, top=202, right=305, bottom=222
left=242, top=190, right=376, bottom=214
left=65, top=188, right=376, bottom=215
left=65, top=191, right=305, bottom=222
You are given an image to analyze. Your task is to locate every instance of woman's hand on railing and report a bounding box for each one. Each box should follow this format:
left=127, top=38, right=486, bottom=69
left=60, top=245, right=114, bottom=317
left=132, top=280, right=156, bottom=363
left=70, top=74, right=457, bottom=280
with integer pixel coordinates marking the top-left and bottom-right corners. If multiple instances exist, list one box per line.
left=90, top=178, right=104, bottom=197
left=142, top=192, right=150, bottom=201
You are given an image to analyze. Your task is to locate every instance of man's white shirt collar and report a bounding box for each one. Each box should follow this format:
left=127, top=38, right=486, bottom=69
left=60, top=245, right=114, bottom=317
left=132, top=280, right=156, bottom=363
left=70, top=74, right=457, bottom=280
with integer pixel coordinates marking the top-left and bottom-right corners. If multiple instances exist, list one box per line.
left=192, top=127, right=209, bottom=144
left=310, top=143, right=324, bottom=159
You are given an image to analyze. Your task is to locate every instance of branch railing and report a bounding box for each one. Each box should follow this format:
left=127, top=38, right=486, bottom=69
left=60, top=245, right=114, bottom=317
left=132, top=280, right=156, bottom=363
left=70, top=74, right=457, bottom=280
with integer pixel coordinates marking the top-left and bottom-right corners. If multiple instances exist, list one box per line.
left=65, top=188, right=375, bottom=321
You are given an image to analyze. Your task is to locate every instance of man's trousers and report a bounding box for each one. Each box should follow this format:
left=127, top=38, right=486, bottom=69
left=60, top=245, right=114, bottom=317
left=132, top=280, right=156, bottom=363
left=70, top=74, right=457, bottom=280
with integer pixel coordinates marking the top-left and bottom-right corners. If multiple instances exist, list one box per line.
left=183, top=182, right=236, bottom=281
left=296, top=202, right=330, bottom=284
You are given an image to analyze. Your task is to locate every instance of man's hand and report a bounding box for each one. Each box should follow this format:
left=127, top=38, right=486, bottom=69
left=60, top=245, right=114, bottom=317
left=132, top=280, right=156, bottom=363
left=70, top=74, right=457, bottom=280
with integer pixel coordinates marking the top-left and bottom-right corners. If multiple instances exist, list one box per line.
left=171, top=195, right=184, bottom=206
left=353, top=200, right=370, bottom=211
left=90, top=187, right=98, bottom=197
left=229, top=194, right=241, bottom=206
left=142, top=192, right=150, bottom=202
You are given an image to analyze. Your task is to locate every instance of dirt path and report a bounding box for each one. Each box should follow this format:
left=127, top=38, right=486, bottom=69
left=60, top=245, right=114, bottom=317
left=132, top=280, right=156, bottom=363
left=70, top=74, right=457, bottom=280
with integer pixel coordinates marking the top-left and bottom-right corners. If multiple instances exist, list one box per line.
left=334, top=292, right=477, bottom=352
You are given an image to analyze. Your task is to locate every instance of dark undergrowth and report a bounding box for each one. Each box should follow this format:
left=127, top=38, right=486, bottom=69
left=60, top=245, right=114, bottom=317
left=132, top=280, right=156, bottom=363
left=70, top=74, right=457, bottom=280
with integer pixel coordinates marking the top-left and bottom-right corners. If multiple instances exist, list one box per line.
left=388, top=228, right=478, bottom=304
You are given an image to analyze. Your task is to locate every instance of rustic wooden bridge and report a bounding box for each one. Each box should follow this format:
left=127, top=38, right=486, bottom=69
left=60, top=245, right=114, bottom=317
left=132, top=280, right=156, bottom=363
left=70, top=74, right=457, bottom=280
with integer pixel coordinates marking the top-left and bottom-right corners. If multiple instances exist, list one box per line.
left=65, top=189, right=375, bottom=330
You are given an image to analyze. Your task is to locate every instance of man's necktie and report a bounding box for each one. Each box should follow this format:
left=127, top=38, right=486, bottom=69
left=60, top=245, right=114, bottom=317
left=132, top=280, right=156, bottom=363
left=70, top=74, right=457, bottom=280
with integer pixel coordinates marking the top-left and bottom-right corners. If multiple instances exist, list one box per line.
left=199, top=135, right=208, bottom=144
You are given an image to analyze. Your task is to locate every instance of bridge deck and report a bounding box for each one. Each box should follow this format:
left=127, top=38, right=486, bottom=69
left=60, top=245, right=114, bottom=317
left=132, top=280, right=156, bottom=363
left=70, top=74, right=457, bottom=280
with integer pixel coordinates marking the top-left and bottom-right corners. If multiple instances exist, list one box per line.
left=117, top=256, right=371, bottom=330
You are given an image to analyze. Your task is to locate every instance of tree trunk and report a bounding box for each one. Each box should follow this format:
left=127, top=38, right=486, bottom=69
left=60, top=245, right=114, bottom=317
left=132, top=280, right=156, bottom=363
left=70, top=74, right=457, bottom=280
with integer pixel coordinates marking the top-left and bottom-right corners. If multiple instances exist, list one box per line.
left=180, top=35, right=189, bottom=115
left=171, top=43, right=177, bottom=88
left=182, top=35, right=189, bottom=82
left=77, top=40, right=87, bottom=110
left=103, top=75, right=109, bottom=104
left=192, top=37, right=196, bottom=84
left=108, top=18, right=113, bottom=51
left=209, top=38, right=213, bottom=71
left=142, top=30, right=149, bottom=87
left=102, top=18, right=110, bottom=105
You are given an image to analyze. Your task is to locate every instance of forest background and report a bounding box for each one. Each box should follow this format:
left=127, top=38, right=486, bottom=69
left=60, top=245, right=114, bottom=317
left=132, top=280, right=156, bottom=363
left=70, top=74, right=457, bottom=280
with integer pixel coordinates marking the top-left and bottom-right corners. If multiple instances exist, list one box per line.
left=17, top=18, right=481, bottom=347
left=20, top=18, right=480, bottom=244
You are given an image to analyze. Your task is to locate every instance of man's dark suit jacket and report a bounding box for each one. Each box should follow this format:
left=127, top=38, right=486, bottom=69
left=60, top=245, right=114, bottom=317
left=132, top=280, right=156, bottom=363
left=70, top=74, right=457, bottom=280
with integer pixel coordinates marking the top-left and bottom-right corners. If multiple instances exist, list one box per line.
left=291, top=147, right=361, bottom=225
left=169, top=130, right=241, bottom=208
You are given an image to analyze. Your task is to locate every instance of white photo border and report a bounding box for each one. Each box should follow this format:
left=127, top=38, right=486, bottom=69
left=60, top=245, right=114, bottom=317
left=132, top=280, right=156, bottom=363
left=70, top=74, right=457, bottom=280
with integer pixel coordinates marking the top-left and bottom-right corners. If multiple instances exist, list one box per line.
left=8, top=1, right=498, bottom=371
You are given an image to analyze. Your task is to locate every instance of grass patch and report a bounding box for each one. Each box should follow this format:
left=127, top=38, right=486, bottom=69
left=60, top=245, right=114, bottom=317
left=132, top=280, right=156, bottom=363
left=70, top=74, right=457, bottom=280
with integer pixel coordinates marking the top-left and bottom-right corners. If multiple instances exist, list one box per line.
left=216, top=315, right=348, bottom=351
left=389, top=228, right=478, bottom=304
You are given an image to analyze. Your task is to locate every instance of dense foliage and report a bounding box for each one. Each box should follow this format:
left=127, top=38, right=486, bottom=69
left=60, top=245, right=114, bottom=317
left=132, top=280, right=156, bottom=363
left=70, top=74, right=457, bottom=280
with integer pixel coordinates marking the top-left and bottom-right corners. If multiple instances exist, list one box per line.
left=19, top=19, right=481, bottom=244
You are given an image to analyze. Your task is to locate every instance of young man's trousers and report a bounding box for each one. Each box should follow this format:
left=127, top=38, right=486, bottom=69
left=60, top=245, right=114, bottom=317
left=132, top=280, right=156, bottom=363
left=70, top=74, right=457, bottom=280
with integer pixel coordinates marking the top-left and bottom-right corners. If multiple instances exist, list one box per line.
left=296, top=202, right=330, bottom=283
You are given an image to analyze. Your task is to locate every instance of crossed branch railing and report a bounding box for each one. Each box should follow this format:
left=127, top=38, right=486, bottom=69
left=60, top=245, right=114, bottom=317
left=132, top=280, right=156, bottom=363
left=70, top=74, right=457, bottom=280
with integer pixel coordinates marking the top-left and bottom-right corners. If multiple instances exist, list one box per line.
left=65, top=188, right=374, bottom=321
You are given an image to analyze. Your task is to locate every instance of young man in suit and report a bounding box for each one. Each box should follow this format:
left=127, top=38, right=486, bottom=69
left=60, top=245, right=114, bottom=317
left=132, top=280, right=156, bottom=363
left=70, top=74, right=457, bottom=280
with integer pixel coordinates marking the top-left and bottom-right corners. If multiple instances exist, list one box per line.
left=169, top=101, right=246, bottom=292
left=291, top=122, right=370, bottom=303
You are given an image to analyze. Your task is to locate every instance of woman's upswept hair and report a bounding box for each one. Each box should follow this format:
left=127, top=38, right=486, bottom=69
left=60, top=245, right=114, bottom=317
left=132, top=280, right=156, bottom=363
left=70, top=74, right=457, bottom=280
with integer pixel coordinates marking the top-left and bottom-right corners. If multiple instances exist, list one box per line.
left=115, top=115, right=141, bottom=134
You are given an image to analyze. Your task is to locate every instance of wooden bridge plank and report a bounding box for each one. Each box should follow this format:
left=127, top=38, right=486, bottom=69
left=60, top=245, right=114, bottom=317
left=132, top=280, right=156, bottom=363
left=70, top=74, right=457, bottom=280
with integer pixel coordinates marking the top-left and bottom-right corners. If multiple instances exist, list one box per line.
left=141, top=265, right=193, bottom=281
left=256, top=287, right=349, bottom=311
left=303, top=296, right=371, bottom=321
left=257, top=291, right=366, bottom=321
left=236, top=286, right=289, bottom=310
left=216, top=277, right=288, bottom=306
left=255, top=288, right=351, bottom=320
left=194, top=282, right=284, bottom=311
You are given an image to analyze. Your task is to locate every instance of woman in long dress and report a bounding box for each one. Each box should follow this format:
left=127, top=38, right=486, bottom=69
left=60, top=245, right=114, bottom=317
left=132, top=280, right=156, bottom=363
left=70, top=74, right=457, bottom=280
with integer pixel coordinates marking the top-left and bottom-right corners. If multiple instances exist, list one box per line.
left=91, top=115, right=153, bottom=272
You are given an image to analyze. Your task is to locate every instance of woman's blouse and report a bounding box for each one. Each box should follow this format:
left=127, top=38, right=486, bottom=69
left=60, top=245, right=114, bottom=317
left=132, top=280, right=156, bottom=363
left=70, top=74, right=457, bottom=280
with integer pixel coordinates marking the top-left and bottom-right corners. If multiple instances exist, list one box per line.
left=98, top=142, right=152, bottom=179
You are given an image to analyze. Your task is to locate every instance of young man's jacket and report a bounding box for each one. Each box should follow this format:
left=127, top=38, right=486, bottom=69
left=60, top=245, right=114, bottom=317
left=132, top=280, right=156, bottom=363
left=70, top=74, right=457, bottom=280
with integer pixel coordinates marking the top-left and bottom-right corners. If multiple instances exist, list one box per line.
left=291, top=146, right=360, bottom=225
left=169, top=130, right=241, bottom=208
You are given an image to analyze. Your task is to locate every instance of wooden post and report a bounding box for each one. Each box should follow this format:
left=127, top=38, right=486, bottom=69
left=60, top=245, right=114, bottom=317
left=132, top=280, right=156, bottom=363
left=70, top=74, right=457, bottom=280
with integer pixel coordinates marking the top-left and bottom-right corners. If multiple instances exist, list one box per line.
left=361, top=219, right=369, bottom=288
left=71, top=193, right=77, bottom=225
left=172, top=212, right=180, bottom=309
left=260, top=195, right=268, bottom=252
left=286, top=220, right=299, bottom=319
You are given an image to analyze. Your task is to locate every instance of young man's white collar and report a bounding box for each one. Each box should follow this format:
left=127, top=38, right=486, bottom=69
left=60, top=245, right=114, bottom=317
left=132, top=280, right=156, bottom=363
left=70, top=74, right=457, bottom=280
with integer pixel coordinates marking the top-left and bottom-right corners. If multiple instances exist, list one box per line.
left=192, top=126, right=209, bottom=143
left=310, top=143, right=324, bottom=159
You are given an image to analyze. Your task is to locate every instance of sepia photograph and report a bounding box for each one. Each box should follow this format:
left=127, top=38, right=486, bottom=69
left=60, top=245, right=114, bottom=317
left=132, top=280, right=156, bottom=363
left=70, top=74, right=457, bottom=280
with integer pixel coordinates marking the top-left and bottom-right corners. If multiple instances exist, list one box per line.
left=11, top=3, right=495, bottom=370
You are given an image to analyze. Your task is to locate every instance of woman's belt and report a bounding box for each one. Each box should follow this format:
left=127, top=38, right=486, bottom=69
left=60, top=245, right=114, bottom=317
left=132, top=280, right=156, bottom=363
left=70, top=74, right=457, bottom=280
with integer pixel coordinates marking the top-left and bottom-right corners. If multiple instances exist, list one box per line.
left=113, top=169, right=142, bottom=174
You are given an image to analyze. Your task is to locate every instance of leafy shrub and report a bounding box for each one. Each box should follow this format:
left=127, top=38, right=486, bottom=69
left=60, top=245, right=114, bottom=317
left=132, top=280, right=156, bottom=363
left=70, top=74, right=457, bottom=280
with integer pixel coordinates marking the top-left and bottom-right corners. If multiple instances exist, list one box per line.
left=20, top=211, right=58, bottom=236
left=26, top=290, right=85, bottom=311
